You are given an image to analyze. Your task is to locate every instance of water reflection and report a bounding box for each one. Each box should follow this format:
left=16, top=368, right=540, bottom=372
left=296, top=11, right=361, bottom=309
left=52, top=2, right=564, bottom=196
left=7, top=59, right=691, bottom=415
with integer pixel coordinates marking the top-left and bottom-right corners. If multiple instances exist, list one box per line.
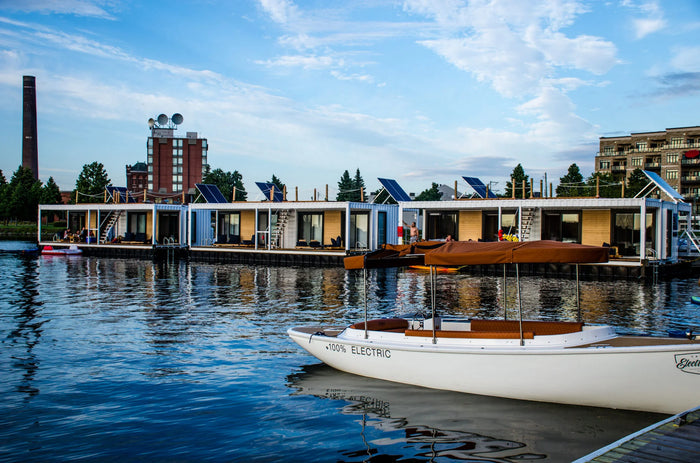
left=288, top=363, right=662, bottom=462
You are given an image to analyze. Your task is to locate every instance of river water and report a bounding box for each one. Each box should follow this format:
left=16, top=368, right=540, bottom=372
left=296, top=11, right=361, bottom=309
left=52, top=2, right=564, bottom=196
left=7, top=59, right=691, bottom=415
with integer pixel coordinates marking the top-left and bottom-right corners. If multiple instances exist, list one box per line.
left=1, top=240, right=699, bottom=462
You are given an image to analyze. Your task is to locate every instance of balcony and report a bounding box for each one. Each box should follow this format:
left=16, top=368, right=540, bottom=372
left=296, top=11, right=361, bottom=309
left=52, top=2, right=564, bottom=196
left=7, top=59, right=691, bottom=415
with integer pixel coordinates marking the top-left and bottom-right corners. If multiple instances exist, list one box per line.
left=681, top=175, right=700, bottom=183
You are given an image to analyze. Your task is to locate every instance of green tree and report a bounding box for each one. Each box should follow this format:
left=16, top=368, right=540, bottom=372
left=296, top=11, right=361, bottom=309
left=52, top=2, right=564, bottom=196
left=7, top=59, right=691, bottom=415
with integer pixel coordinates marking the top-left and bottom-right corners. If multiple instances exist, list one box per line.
left=586, top=172, right=622, bottom=198
left=353, top=168, right=366, bottom=202
left=268, top=174, right=285, bottom=195
left=414, top=182, right=443, bottom=201
left=504, top=164, right=530, bottom=198
left=41, top=176, right=63, bottom=204
left=202, top=168, right=247, bottom=202
left=6, top=166, right=42, bottom=221
left=336, top=170, right=355, bottom=201
left=556, top=163, right=585, bottom=197
left=73, top=162, right=110, bottom=203
left=625, top=168, right=649, bottom=198
left=0, top=170, right=7, bottom=222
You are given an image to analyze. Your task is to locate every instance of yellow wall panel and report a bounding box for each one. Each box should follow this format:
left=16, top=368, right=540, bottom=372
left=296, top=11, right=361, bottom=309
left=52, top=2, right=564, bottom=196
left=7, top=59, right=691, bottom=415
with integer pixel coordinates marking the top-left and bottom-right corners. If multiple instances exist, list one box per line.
left=459, top=210, right=482, bottom=241
left=324, top=211, right=342, bottom=244
left=240, top=210, right=256, bottom=241
left=581, top=209, right=611, bottom=246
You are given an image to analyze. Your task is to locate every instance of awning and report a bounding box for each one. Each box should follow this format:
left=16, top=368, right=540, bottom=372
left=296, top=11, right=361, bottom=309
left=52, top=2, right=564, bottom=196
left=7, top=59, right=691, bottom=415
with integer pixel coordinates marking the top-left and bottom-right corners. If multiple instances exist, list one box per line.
left=685, top=149, right=699, bottom=159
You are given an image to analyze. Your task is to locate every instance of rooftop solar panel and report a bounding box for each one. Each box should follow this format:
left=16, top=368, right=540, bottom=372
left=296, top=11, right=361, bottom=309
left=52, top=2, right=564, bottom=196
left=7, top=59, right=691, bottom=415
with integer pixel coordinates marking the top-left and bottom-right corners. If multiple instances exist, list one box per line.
left=195, top=183, right=228, bottom=203
left=463, top=176, right=497, bottom=198
left=641, top=170, right=684, bottom=202
left=377, top=178, right=412, bottom=202
left=255, top=182, right=285, bottom=202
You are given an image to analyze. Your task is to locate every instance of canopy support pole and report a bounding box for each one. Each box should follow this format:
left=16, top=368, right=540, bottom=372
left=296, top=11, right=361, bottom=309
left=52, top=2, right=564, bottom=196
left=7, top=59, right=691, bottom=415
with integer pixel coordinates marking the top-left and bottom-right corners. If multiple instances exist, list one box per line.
left=517, top=264, right=524, bottom=346
left=576, top=264, right=581, bottom=323
left=503, top=264, right=508, bottom=320
left=363, top=267, right=368, bottom=339
left=431, top=265, right=437, bottom=344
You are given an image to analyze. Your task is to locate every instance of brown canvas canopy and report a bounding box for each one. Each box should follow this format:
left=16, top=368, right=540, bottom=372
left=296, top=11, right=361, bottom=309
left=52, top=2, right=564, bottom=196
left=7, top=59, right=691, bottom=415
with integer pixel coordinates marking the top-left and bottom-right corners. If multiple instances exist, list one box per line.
left=345, top=240, right=608, bottom=269
left=424, top=240, right=609, bottom=266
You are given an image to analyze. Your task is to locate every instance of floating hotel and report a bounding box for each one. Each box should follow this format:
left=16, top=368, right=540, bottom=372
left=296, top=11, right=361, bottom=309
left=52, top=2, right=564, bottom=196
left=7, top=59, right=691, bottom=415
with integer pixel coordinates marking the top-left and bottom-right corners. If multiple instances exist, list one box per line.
left=37, top=174, right=695, bottom=278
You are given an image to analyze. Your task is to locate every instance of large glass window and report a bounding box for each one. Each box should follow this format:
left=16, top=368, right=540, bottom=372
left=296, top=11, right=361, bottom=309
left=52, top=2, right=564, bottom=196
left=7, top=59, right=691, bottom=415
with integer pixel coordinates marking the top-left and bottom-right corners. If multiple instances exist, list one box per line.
left=298, top=212, right=323, bottom=243
left=612, top=211, right=655, bottom=257
left=543, top=212, right=581, bottom=243
left=350, top=212, right=368, bottom=249
left=426, top=211, right=457, bottom=240
left=128, top=212, right=147, bottom=234
left=377, top=211, right=387, bottom=246
left=218, top=212, right=240, bottom=238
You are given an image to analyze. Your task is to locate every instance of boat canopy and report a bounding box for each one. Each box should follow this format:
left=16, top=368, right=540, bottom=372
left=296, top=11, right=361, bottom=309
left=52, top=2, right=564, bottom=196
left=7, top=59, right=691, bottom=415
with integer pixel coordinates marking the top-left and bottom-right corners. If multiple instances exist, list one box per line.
left=424, top=240, right=609, bottom=266
left=345, top=240, right=608, bottom=269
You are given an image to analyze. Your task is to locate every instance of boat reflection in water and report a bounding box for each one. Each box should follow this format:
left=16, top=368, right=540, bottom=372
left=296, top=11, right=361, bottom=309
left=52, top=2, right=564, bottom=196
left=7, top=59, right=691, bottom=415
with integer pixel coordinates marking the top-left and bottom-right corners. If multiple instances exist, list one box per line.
left=288, top=363, right=663, bottom=462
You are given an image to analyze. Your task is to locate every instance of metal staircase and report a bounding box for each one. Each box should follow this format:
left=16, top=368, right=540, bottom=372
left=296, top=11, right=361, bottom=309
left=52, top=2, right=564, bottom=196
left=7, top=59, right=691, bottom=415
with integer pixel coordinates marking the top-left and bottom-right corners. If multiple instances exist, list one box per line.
left=519, top=207, right=537, bottom=241
left=270, top=210, right=293, bottom=248
left=100, top=210, right=122, bottom=243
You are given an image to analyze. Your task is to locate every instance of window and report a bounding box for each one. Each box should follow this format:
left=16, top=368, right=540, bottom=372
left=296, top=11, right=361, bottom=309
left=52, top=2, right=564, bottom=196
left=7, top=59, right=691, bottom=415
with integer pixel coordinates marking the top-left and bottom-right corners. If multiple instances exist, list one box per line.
left=543, top=212, right=580, bottom=243
left=688, top=138, right=696, bottom=148
left=670, top=137, right=683, bottom=148
left=599, top=160, right=610, bottom=169
left=667, top=153, right=679, bottom=163
left=377, top=211, right=387, bottom=246
left=298, top=212, right=323, bottom=243
left=666, top=170, right=678, bottom=180
left=631, top=157, right=643, bottom=167
left=612, top=211, right=654, bottom=257
left=128, top=212, right=147, bottom=234
left=426, top=211, right=457, bottom=240
left=349, top=212, right=368, bottom=249
left=148, top=139, right=153, bottom=148
left=636, top=142, right=647, bottom=151
left=603, top=146, right=614, bottom=155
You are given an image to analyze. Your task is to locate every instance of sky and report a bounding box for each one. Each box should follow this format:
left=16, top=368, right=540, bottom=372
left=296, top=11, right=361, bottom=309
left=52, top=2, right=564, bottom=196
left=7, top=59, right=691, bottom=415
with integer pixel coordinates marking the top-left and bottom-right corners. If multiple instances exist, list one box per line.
left=0, top=0, right=699, bottom=200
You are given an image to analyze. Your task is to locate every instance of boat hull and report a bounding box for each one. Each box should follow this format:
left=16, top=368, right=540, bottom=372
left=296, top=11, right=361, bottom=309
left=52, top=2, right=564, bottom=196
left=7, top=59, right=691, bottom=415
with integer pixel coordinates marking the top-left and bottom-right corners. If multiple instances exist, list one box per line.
left=288, top=327, right=700, bottom=414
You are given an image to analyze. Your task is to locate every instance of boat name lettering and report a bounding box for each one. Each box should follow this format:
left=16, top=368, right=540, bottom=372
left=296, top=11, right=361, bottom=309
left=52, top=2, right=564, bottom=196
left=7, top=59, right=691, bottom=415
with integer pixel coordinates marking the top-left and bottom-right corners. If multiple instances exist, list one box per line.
left=351, top=346, right=391, bottom=358
left=675, top=352, right=700, bottom=375
left=327, top=343, right=347, bottom=353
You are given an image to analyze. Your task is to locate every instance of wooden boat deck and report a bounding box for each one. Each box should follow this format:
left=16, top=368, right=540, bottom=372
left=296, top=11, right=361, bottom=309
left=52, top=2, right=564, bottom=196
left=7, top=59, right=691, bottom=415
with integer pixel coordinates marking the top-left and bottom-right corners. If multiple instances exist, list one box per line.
left=575, top=406, right=700, bottom=462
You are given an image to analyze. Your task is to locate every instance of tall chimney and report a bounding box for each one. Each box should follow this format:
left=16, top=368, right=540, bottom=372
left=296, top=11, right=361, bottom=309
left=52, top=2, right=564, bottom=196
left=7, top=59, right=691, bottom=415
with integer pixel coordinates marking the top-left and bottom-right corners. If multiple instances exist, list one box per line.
left=22, top=75, right=39, bottom=180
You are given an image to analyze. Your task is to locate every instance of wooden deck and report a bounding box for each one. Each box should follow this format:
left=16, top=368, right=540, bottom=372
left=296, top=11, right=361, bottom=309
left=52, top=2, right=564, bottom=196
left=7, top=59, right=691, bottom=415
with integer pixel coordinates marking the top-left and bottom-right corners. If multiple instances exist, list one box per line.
left=574, top=406, right=700, bottom=462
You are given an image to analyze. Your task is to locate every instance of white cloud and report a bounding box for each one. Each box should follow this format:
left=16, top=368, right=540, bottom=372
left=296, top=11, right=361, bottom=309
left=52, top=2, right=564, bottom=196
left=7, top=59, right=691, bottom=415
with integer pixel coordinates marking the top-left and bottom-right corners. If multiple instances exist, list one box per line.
left=670, top=46, right=700, bottom=73
left=257, top=54, right=336, bottom=70
left=0, top=0, right=115, bottom=19
left=621, top=0, right=667, bottom=39
left=258, top=0, right=299, bottom=25
left=633, top=18, right=666, bottom=39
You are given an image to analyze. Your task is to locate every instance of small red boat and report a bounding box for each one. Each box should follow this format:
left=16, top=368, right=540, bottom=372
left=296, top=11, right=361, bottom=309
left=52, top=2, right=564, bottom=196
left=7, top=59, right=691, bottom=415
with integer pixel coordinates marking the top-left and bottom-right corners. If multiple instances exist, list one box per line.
left=41, top=245, right=82, bottom=256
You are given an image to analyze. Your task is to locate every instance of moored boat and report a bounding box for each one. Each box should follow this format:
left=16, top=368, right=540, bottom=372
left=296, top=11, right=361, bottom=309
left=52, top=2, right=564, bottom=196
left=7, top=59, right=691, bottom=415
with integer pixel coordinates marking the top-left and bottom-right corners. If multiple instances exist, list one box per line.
left=41, top=244, right=82, bottom=256
left=288, top=241, right=700, bottom=414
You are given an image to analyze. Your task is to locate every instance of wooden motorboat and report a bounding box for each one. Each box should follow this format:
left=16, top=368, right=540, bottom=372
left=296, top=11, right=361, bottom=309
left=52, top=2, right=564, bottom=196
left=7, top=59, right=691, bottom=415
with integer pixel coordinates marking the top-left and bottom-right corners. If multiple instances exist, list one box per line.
left=289, top=241, right=700, bottom=414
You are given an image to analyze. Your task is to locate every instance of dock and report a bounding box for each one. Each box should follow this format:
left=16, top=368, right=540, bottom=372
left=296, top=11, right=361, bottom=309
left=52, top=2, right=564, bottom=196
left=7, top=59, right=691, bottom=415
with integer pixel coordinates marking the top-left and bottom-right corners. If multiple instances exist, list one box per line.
left=574, top=406, right=700, bottom=462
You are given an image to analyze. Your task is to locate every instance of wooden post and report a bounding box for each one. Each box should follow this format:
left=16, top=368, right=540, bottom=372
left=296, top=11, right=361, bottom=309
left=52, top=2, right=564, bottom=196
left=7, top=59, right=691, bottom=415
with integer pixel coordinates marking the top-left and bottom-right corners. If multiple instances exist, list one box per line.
left=360, top=187, right=364, bottom=202
left=522, top=180, right=526, bottom=199
left=454, top=180, right=458, bottom=200
left=529, top=179, right=533, bottom=198
left=232, top=187, right=236, bottom=202
left=295, top=186, right=298, bottom=201
left=325, top=184, right=328, bottom=201
left=182, top=190, right=185, bottom=204
left=270, top=186, right=275, bottom=202
left=596, top=177, right=600, bottom=198
left=621, top=181, right=625, bottom=198
left=143, top=189, right=147, bottom=202
left=283, top=185, right=287, bottom=201
left=104, top=190, right=107, bottom=203
left=549, top=183, right=553, bottom=198
left=511, top=178, right=515, bottom=199
left=314, top=188, right=317, bottom=201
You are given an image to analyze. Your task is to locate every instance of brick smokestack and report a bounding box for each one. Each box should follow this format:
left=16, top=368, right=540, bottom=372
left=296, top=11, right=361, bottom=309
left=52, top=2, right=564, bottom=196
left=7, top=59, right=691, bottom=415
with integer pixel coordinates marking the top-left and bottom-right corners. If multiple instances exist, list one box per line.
left=22, top=75, right=39, bottom=180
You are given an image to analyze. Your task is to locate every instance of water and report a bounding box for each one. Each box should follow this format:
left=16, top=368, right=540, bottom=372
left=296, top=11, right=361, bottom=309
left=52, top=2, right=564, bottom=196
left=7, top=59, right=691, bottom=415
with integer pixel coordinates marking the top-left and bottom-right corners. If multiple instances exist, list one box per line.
left=2, top=240, right=699, bottom=462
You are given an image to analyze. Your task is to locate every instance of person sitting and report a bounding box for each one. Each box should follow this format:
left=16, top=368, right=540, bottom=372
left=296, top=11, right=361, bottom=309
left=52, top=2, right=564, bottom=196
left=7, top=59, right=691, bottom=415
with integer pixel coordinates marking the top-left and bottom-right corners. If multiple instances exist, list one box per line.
left=445, top=234, right=454, bottom=242
left=79, top=227, right=87, bottom=242
left=63, top=229, right=70, bottom=241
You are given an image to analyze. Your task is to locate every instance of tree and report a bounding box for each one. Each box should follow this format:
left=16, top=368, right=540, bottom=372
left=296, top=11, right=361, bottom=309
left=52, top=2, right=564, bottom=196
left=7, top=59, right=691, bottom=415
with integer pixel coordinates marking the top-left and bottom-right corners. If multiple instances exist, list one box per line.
left=353, top=168, right=366, bottom=202
left=0, top=170, right=7, bottom=222
left=504, top=164, right=530, bottom=198
left=414, top=182, right=443, bottom=201
left=268, top=174, right=285, bottom=194
left=202, top=168, right=247, bottom=202
left=6, top=166, right=42, bottom=221
left=586, top=172, right=622, bottom=198
left=336, top=170, right=355, bottom=201
left=556, top=164, right=585, bottom=197
left=625, top=168, right=649, bottom=198
left=41, top=176, right=63, bottom=205
left=73, top=162, right=110, bottom=203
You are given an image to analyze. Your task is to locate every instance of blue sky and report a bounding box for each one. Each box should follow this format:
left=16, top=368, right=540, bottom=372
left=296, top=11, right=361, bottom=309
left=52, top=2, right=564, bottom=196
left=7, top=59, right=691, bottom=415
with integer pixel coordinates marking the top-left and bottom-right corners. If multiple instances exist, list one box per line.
left=1, top=0, right=699, bottom=199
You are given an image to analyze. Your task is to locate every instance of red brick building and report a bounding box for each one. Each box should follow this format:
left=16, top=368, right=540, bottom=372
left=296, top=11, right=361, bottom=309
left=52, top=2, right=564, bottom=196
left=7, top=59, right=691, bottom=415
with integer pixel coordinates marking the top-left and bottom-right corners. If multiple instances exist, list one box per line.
left=147, top=122, right=208, bottom=194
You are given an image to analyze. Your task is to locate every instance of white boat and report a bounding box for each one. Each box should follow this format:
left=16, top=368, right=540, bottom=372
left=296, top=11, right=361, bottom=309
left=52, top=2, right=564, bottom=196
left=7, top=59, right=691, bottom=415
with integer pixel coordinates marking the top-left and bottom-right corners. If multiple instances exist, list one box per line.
left=41, top=244, right=82, bottom=256
left=288, top=241, right=700, bottom=414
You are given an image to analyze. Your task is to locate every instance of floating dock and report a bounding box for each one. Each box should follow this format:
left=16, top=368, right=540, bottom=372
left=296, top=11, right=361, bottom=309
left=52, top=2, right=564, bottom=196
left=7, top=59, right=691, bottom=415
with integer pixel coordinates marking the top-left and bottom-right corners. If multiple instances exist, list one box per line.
left=574, top=406, right=700, bottom=462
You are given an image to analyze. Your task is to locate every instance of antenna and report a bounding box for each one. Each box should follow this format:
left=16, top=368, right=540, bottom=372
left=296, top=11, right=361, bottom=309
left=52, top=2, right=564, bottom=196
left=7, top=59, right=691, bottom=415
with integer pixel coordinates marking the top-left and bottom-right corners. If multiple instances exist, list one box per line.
left=157, top=114, right=169, bottom=126
left=171, top=113, right=183, bottom=125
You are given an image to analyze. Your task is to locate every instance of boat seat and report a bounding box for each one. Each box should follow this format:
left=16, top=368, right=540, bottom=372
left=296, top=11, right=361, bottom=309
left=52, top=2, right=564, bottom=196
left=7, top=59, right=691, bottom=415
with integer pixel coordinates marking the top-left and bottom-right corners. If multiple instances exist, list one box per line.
left=405, top=329, right=534, bottom=339
left=470, top=320, right=583, bottom=336
left=350, top=318, right=409, bottom=331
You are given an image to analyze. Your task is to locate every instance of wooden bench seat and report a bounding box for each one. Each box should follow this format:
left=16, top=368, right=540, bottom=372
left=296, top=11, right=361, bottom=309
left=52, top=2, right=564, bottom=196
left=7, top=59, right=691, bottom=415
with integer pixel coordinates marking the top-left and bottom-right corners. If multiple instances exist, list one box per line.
left=405, top=329, right=534, bottom=339
left=350, top=318, right=409, bottom=331
left=470, top=320, right=583, bottom=336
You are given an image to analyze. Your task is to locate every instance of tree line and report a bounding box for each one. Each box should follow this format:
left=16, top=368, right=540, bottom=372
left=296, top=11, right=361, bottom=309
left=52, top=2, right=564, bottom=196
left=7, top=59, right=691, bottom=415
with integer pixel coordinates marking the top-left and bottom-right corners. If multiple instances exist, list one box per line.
left=0, top=159, right=652, bottom=223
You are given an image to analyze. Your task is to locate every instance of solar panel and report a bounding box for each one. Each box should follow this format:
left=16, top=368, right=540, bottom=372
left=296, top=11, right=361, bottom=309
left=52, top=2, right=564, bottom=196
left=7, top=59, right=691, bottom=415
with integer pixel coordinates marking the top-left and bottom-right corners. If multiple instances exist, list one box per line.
left=377, top=178, right=412, bottom=202
left=106, top=186, right=135, bottom=203
left=255, top=182, right=284, bottom=202
left=641, top=170, right=684, bottom=202
left=195, top=183, right=228, bottom=203
left=463, top=176, right=497, bottom=198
